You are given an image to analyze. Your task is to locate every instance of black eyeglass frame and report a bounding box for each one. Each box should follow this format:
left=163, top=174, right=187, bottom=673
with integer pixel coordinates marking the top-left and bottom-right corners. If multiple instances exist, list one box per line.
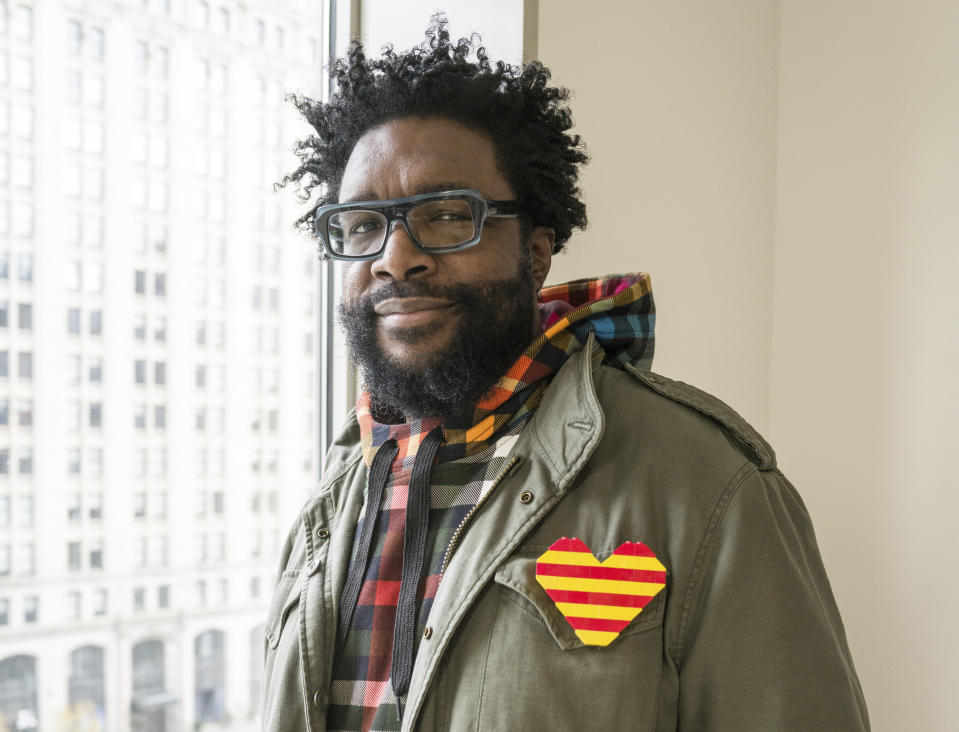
left=313, top=188, right=522, bottom=261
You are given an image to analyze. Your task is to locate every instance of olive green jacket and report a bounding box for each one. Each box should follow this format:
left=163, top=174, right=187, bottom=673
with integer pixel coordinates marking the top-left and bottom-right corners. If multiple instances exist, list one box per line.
left=262, top=336, right=869, bottom=731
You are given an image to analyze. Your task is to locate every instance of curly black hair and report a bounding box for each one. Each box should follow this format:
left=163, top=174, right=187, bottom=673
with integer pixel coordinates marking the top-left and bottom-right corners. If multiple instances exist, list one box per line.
left=279, top=16, right=588, bottom=254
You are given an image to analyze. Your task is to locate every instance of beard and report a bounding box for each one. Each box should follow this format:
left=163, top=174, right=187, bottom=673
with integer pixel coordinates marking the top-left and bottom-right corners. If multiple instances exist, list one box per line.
left=338, top=257, right=538, bottom=423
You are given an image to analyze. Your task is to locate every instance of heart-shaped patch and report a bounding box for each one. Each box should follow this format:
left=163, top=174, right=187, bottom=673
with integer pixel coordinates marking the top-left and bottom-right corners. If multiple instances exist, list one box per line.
left=535, top=537, right=667, bottom=646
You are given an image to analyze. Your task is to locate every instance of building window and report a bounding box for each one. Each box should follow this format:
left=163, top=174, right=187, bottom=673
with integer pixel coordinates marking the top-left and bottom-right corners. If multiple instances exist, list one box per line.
left=89, top=310, right=102, bottom=335
left=89, top=402, right=102, bottom=428
left=17, top=447, right=32, bottom=474
left=0, top=302, right=7, bottom=328
left=0, top=399, right=7, bottom=427
left=17, top=543, right=34, bottom=575
left=0, top=546, right=8, bottom=575
left=133, top=587, right=146, bottom=611
left=68, top=591, right=82, bottom=620
left=67, top=308, right=81, bottom=334
left=134, top=404, right=146, bottom=429
left=68, top=541, right=82, bottom=570
left=17, top=399, right=31, bottom=427
left=89, top=540, right=103, bottom=569
left=0, top=497, right=7, bottom=527
left=23, top=595, right=37, bottom=623
left=17, top=253, right=32, bottom=282
left=17, top=351, right=32, bottom=379
left=17, top=495, right=33, bottom=527
left=0, top=598, right=9, bottom=625
left=134, top=360, right=146, bottom=384
left=89, top=493, right=102, bottom=519
left=154, top=361, right=166, bottom=385
left=68, top=493, right=81, bottom=521
left=154, top=405, right=166, bottom=430
left=157, top=584, right=169, bottom=608
left=93, top=589, right=107, bottom=616
left=17, top=303, right=31, bottom=330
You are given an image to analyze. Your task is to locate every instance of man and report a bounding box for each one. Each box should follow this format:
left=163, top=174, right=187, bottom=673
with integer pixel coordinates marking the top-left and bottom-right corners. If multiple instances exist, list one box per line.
left=263, top=20, right=869, bottom=732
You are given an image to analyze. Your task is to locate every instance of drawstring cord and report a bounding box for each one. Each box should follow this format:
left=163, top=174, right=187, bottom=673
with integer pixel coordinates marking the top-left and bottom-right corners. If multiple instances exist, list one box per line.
left=334, top=439, right=399, bottom=658
left=390, top=426, right=445, bottom=713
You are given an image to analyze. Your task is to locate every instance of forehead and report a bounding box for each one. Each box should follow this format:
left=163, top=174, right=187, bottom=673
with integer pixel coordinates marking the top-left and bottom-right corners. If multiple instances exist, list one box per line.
left=338, top=117, right=513, bottom=203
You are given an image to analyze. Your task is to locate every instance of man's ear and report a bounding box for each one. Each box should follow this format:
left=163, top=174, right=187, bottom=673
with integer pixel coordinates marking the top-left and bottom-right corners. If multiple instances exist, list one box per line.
left=528, top=225, right=555, bottom=291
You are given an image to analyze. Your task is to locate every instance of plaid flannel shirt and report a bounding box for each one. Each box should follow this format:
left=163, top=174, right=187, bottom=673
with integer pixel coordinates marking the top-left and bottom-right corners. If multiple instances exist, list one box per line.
left=327, top=274, right=655, bottom=732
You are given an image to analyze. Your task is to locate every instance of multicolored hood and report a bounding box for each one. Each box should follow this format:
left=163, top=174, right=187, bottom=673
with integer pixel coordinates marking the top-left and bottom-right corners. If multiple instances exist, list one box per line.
left=357, top=273, right=656, bottom=465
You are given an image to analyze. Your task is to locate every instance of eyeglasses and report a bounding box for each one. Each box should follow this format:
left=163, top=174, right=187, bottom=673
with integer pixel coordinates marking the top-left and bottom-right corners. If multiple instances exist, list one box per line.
left=313, top=189, right=521, bottom=261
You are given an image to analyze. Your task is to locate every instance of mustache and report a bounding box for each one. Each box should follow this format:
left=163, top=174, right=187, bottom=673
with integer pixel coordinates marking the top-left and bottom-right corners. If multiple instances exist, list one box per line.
left=348, top=281, right=481, bottom=314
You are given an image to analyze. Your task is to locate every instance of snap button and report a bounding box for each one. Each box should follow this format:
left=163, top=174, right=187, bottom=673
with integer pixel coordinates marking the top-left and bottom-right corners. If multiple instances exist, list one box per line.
left=312, top=688, right=326, bottom=709
left=308, top=557, right=323, bottom=576
left=423, top=625, right=433, bottom=640
left=519, top=491, right=533, bottom=504
left=315, top=527, right=330, bottom=540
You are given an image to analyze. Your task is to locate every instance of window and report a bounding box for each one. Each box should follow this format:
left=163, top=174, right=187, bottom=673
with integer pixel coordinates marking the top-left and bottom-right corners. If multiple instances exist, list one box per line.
left=17, top=447, right=32, bottom=474
left=134, top=360, right=146, bottom=384
left=154, top=316, right=166, bottom=341
left=89, top=492, right=102, bottom=519
left=133, top=587, right=146, bottom=611
left=0, top=498, right=8, bottom=527
left=68, top=591, right=82, bottom=620
left=18, top=543, right=34, bottom=575
left=155, top=272, right=166, bottom=296
left=17, top=253, right=32, bottom=282
left=17, top=303, right=31, bottom=330
left=194, top=580, right=206, bottom=607
left=0, top=546, right=8, bottom=575
left=152, top=536, right=167, bottom=565
left=24, top=595, right=37, bottom=623
left=134, top=314, right=146, bottom=339
left=0, top=352, right=7, bottom=378
left=68, top=541, right=82, bottom=570
left=0, top=598, right=8, bottom=625
left=135, top=270, right=146, bottom=294
left=67, top=357, right=82, bottom=385
left=17, top=495, right=33, bottom=526
left=0, top=400, right=6, bottom=426
left=0, top=302, right=7, bottom=328
left=68, top=493, right=81, bottom=521
left=158, top=584, right=169, bottom=608
left=17, top=400, right=31, bottom=428
left=134, top=404, right=146, bottom=429
left=154, top=361, right=166, bottom=385
left=134, top=538, right=146, bottom=567
left=89, top=310, right=102, bottom=335
left=89, top=402, right=102, bottom=428
left=89, top=358, right=103, bottom=382
left=154, top=405, right=166, bottom=430
left=68, top=448, right=81, bottom=475
left=133, top=492, right=146, bottom=518
left=18, top=352, right=32, bottom=380
left=88, top=449, right=103, bottom=478
left=67, top=308, right=81, bottom=334
left=89, top=540, right=103, bottom=569
left=93, top=589, right=107, bottom=616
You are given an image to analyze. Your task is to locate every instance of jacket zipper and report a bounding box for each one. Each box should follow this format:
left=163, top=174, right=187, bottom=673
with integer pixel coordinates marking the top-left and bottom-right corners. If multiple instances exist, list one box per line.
left=440, top=455, right=521, bottom=574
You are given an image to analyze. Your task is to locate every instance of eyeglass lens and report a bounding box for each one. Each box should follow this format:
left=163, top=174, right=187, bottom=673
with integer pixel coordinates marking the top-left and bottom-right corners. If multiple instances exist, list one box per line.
left=328, top=199, right=476, bottom=256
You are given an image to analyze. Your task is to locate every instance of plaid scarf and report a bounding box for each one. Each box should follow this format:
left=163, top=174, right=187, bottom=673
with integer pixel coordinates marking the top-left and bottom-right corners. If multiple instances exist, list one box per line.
left=328, top=273, right=655, bottom=732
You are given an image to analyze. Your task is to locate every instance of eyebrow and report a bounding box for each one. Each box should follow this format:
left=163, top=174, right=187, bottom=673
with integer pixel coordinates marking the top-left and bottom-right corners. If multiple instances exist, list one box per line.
left=339, top=181, right=478, bottom=204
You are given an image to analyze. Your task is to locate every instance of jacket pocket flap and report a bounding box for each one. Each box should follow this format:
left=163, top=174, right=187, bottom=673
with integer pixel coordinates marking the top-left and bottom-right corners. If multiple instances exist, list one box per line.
left=265, top=569, right=304, bottom=649
left=493, top=552, right=665, bottom=651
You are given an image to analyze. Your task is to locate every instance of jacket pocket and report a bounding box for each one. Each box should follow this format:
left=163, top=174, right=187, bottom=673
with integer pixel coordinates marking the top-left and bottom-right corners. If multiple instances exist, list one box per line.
left=265, top=569, right=304, bottom=650
left=493, top=549, right=665, bottom=650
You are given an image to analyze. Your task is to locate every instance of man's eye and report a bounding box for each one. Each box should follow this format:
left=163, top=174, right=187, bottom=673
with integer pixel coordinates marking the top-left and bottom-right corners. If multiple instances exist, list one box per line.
left=349, top=217, right=384, bottom=235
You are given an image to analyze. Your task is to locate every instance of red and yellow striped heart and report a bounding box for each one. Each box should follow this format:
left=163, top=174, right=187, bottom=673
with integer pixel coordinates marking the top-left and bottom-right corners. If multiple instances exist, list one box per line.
left=535, top=537, right=667, bottom=646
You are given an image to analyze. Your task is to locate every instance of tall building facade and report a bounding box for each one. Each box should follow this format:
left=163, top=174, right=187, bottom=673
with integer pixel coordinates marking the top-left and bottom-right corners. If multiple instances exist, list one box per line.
left=0, top=0, right=326, bottom=729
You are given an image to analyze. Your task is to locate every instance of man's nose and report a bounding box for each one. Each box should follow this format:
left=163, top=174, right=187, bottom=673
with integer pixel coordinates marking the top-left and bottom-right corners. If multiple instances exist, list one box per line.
left=369, top=220, right=436, bottom=281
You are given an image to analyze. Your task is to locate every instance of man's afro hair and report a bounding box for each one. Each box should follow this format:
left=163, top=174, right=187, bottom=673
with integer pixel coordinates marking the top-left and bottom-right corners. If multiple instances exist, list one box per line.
left=279, top=16, right=588, bottom=253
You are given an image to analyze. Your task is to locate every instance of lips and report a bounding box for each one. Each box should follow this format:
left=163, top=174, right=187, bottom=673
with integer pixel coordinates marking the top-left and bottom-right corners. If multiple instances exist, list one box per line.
left=373, top=297, right=457, bottom=327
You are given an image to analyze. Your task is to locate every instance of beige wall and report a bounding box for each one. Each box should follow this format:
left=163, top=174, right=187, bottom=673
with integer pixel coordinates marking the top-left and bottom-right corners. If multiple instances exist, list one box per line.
left=535, top=1, right=959, bottom=729
left=772, top=2, right=959, bottom=729
left=538, top=1, right=780, bottom=433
